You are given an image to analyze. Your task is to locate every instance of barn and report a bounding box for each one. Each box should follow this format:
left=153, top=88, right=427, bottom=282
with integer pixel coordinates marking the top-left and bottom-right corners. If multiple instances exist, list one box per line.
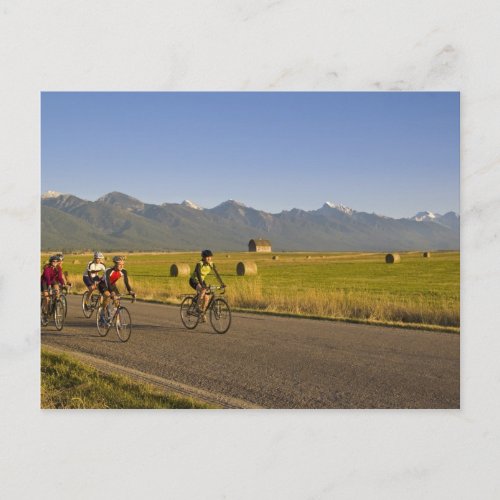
left=248, top=239, right=272, bottom=252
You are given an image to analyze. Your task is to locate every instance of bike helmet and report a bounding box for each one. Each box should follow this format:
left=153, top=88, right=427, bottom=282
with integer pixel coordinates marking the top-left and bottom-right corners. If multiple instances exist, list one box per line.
left=49, top=255, right=61, bottom=263
left=112, top=255, right=124, bottom=264
left=55, top=252, right=64, bottom=260
left=94, top=251, right=104, bottom=259
left=201, top=249, right=213, bottom=258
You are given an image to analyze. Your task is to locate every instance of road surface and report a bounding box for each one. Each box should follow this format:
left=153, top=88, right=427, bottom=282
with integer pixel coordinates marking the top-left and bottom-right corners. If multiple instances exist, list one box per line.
left=41, top=295, right=460, bottom=409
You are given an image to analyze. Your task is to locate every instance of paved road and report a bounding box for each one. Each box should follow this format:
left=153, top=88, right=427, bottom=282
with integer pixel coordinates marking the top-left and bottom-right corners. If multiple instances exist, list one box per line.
left=41, top=295, right=460, bottom=409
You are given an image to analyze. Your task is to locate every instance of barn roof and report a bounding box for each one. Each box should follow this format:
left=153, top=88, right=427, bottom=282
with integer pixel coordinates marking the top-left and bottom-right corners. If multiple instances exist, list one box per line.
left=249, top=239, right=271, bottom=246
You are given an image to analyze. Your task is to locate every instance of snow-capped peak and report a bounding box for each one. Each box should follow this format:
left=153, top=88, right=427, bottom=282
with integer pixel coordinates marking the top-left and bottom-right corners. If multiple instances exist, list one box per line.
left=42, top=190, right=63, bottom=199
left=181, top=199, right=203, bottom=210
left=411, top=211, right=441, bottom=222
left=323, top=201, right=354, bottom=215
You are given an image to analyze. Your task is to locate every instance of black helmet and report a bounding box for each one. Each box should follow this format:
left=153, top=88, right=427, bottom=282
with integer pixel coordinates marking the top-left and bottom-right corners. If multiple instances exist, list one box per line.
left=201, top=249, right=213, bottom=258
left=49, top=255, right=61, bottom=263
left=113, top=255, right=124, bottom=264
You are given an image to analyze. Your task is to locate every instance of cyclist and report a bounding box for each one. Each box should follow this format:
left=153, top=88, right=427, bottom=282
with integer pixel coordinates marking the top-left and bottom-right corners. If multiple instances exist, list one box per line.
left=83, top=251, right=106, bottom=292
left=98, top=256, right=135, bottom=324
left=189, top=249, right=225, bottom=321
left=40, top=255, right=62, bottom=315
left=55, top=253, right=71, bottom=289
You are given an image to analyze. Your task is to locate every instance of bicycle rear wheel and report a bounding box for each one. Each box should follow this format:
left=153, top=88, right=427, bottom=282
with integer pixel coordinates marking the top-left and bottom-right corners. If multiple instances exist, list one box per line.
left=96, top=305, right=112, bottom=337
left=54, top=299, right=65, bottom=331
left=180, top=296, right=200, bottom=329
left=115, top=306, right=132, bottom=342
left=209, top=298, right=231, bottom=334
left=82, top=291, right=93, bottom=318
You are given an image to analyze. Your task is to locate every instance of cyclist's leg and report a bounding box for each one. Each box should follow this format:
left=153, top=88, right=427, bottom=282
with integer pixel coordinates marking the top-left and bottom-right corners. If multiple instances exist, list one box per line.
left=195, top=283, right=209, bottom=322
left=196, top=283, right=207, bottom=310
left=97, top=290, right=111, bottom=326
left=83, top=275, right=95, bottom=293
left=189, top=278, right=202, bottom=309
left=103, top=284, right=119, bottom=311
left=102, top=290, right=111, bottom=308
left=199, top=282, right=210, bottom=312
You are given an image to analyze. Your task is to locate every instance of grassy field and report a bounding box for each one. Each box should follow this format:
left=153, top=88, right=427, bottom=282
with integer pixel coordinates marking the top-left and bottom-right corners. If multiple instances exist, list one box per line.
left=41, top=349, right=213, bottom=409
left=42, top=250, right=460, bottom=331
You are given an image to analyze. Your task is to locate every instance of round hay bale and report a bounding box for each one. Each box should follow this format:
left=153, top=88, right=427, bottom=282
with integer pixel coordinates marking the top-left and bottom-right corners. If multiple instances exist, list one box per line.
left=236, top=261, right=257, bottom=276
left=306, top=255, right=312, bottom=259
left=272, top=255, right=279, bottom=260
left=385, top=253, right=401, bottom=264
left=72, top=259, right=80, bottom=264
left=170, top=263, right=190, bottom=277
left=423, top=252, right=431, bottom=258
left=226, top=254, right=231, bottom=258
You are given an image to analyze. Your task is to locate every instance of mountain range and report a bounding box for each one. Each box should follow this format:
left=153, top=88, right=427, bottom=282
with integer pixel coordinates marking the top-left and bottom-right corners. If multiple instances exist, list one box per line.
left=41, top=191, right=460, bottom=252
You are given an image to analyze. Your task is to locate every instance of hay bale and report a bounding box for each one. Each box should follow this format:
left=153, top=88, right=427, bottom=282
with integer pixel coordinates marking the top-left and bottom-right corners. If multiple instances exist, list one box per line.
left=72, top=259, right=80, bottom=264
left=272, top=255, right=279, bottom=260
left=423, top=252, right=431, bottom=258
left=226, top=254, right=231, bottom=258
left=170, top=263, right=190, bottom=277
left=306, top=255, right=312, bottom=259
left=236, top=261, right=257, bottom=276
left=385, top=253, right=401, bottom=264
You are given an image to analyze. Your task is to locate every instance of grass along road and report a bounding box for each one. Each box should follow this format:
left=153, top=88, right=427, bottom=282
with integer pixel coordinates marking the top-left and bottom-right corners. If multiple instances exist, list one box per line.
left=43, top=250, right=459, bottom=330
left=41, top=348, right=213, bottom=409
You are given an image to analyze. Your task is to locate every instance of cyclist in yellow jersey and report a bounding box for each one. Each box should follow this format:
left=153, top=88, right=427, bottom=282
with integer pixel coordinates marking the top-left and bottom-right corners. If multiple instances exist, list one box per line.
left=189, top=249, right=225, bottom=321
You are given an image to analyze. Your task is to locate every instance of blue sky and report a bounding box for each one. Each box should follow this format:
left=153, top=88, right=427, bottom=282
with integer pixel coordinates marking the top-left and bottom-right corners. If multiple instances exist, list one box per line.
left=41, top=92, right=459, bottom=217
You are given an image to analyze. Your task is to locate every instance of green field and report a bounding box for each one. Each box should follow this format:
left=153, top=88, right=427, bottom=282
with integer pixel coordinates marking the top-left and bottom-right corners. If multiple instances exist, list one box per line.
left=43, top=250, right=459, bottom=331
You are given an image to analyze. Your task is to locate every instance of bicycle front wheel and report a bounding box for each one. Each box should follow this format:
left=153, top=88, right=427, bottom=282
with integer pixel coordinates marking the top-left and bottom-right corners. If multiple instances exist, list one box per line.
left=115, top=307, right=132, bottom=342
left=41, top=299, right=48, bottom=327
left=60, top=294, right=68, bottom=318
left=96, top=305, right=111, bottom=337
left=82, top=291, right=93, bottom=318
left=54, top=299, right=65, bottom=331
left=180, top=296, right=200, bottom=329
left=209, top=298, right=231, bottom=334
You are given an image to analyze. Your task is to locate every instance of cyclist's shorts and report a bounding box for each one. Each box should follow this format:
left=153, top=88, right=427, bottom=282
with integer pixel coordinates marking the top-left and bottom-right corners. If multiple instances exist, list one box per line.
left=83, top=275, right=100, bottom=287
left=189, top=278, right=207, bottom=291
left=41, top=282, right=49, bottom=292
left=98, top=281, right=119, bottom=295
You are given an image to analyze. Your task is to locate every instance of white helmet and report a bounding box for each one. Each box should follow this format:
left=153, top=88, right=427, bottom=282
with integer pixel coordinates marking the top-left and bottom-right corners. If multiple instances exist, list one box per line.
left=94, top=251, right=104, bottom=259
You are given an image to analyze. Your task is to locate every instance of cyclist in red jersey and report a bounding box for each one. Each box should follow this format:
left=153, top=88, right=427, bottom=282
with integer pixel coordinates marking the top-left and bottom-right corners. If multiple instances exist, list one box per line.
left=40, top=255, right=62, bottom=314
left=98, top=256, right=135, bottom=312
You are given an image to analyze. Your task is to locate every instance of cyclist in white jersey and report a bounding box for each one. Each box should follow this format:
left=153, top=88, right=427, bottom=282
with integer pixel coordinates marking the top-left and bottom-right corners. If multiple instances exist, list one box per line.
left=83, top=251, right=106, bottom=292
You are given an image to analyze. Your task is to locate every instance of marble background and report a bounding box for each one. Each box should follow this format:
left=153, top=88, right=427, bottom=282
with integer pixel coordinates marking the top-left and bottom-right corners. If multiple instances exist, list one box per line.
left=1, top=1, right=499, bottom=498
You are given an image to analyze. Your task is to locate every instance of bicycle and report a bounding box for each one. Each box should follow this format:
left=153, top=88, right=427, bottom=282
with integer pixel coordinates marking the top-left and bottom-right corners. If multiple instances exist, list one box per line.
left=40, top=287, right=65, bottom=331
left=96, top=294, right=136, bottom=342
left=180, top=285, right=231, bottom=334
left=82, top=286, right=102, bottom=318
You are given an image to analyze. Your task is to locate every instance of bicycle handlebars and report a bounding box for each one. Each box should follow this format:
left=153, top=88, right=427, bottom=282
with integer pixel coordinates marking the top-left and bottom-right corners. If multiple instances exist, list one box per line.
left=206, top=285, right=227, bottom=295
left=112, top=293, right=136, bottom=303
